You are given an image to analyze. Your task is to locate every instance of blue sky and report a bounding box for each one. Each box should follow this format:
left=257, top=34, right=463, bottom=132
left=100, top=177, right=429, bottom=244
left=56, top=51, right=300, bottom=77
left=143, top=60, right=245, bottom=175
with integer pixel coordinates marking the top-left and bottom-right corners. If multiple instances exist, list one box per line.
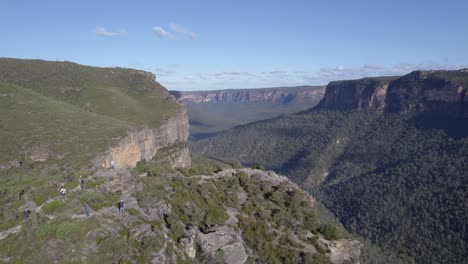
left=1, top=0, right=467, bottom=90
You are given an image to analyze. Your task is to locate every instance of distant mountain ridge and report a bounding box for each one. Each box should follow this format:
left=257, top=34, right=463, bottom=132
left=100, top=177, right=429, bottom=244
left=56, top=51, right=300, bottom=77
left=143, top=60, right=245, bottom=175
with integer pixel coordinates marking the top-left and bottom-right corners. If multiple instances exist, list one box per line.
left=170, top=86, right=326, bottom=139
left=170, top=86, right=325, bottom=104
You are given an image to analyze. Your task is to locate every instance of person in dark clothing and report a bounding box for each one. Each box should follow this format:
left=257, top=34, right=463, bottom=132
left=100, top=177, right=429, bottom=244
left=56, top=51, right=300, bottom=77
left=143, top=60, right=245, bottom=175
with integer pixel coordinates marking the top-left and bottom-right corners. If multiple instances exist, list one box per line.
left=80, top=179, right=85, bottom=190
left=118, top=199, right=124, bottom=214
left=23, top=209, right=30, bottom=220
left=85, top=203, right=90, bottom=218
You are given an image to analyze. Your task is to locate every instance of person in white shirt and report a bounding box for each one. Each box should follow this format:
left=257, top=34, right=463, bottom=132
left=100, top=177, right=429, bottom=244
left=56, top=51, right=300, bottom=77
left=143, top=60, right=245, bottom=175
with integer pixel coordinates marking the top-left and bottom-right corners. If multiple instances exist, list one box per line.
left=59, top=188, right=66, bottom=200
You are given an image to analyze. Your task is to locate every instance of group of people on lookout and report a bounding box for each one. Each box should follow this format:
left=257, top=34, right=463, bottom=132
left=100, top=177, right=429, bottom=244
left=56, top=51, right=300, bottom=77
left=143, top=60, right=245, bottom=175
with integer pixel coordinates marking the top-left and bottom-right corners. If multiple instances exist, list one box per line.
left=23, top=160, right=125, bottom=220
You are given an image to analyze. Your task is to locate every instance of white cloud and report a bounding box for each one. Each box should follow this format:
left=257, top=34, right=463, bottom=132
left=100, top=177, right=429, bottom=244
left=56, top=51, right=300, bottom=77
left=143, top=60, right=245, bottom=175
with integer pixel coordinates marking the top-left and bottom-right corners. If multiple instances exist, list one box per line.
left=96, top=27, right=127, bottom=37
left=152, top=26, right=174, bottom=39
left=170, top=23, right=198, bottom=39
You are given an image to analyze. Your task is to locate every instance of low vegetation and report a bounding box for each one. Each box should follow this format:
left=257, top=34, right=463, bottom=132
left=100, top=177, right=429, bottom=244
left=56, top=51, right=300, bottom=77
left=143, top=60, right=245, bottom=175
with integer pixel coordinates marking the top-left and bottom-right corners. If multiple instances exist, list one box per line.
left=134, top=160, right=346, bottom=263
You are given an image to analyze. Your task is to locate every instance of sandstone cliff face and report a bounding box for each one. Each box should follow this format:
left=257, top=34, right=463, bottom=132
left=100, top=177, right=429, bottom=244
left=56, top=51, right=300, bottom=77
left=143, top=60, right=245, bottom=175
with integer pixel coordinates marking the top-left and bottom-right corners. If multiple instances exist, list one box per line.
left=317, top=77, right=395, bottom=111
left=170, top=86, right=325, bottom=104
left=385, top=70, right=468, bottom=117
left=317, top=69, right=468, bottom=118
left=93, top=107, right=191, bottom=169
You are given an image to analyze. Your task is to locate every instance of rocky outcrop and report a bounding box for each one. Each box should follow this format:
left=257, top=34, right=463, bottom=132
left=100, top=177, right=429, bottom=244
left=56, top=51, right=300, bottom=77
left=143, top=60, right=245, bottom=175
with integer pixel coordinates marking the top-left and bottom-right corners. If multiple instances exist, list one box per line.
left=0, top=159, right=22, bottom=170
left=193, top=169, right=361, bottom=264
left=317, top=77, right=397, bottom=111
left=323, top=238, right=362, bottom=264
left=192, top=225, right=248, bottom=264
left=170, top=86, right=325, bottom=104
left=317, top=69, right=468, bottom=118
left=93, top=107, right=191, bottom=169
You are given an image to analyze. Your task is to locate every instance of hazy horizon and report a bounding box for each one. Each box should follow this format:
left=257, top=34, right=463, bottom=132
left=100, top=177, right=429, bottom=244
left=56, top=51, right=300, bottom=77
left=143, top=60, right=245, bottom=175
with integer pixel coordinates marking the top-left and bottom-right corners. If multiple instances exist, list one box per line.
left=2, top=0, right=467, bottom=90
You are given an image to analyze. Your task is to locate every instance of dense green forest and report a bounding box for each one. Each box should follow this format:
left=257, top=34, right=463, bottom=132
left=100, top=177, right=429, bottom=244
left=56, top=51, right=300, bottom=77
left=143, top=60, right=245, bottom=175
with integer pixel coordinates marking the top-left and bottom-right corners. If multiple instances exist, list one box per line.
left=191, top=110, right=468, bottom=263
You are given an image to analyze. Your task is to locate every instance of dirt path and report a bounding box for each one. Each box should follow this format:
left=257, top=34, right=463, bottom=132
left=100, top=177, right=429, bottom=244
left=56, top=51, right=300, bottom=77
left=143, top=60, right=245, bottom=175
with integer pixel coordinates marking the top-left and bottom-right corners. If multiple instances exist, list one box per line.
left=0, top=225, right=22, bottom=241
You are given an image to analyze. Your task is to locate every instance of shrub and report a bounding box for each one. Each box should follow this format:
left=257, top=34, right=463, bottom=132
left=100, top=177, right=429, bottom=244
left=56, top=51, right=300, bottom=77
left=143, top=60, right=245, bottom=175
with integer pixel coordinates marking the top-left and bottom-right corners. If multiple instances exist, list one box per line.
left=168, top=222, right=186, bottom=242
left=251, top=164, right=266, bottom=171
left=139, top=235, right=164, bottom=257
left=320, top=225, right=338, bottom=240
left=304, top=253, right=332, bottom=264
left=204, top=207, right=228, bottom=226
left=127, top=208, right=140, bottom=216
left=148, top=164, right=173, bottom=176
left=96, top=235, right=128, bottom=262
left=133, top=159, right=151, bottom=175
left=232, top=161, right=242, bottom=169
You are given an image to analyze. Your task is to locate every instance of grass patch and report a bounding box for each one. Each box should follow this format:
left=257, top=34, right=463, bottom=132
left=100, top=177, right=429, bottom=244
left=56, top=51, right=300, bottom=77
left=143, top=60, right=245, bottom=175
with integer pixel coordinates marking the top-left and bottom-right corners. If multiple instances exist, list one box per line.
left=42, top=200, right=66, bottom=214
left=127, top=208, right=140, bottom=216
left=36, top=216, right=98, bottom=242
left=79, top=191, right=118, bottom=210
left=33, top=193, right=50, bottom=206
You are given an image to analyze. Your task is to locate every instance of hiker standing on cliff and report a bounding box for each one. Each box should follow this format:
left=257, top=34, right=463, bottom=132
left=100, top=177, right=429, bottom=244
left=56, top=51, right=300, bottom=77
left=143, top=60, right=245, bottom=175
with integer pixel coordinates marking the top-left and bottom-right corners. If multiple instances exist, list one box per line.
left=85, top=203, right=90, bottom=218
left=110, top=160, right=115, bottom=170
left=80, top=178, right=85, bottom=190
left=118, top=199, right=124, bottom=214
left=23, top=209, right=30, bottom=220
left=59, top=188, right=66, bottom=200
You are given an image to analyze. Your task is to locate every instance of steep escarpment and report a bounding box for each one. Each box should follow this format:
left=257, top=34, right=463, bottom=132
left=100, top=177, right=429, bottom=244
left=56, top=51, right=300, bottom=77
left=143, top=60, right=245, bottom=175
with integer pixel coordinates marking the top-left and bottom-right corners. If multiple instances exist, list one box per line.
left=0, top=58, right=190, bottom=168
left=93, top=107, right=191, bottom=169
left=170, top=86, right=325, bottom=104
left=385, top=69, right=468, bottom=117
left=317, top=77, right=397, bottom=111
left=317, top=69, right=468, bottom=118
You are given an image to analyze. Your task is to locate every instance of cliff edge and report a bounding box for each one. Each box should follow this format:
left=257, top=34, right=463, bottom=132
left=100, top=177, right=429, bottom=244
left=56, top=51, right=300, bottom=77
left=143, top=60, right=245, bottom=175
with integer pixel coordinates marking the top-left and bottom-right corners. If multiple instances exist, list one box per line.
left=0, top=58, right=191, bottom=169
left=317, top=69, right=468, bottom=118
